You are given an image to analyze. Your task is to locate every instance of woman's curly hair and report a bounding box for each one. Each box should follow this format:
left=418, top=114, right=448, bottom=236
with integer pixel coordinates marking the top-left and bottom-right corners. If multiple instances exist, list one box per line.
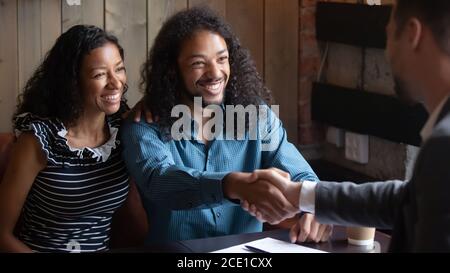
left=141, top=6, right=273, bottom=136
left=14, top=25, right=126, bottom=127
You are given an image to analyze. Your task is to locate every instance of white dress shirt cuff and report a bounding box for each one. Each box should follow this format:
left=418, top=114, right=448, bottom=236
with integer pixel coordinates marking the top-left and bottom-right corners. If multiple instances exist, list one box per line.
left=299, top=180, right=317, bottom=213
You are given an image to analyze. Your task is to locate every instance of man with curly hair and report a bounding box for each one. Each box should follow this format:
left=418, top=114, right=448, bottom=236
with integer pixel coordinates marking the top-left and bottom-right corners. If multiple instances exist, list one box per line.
left=121, top=7, right=332, bottom=244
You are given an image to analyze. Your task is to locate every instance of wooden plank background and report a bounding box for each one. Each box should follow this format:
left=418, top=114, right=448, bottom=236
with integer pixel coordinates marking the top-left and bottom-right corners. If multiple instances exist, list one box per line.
left=17, top=0, right=41, bottom=93
left=265, top=0, right=298, bottom=143
left=106, top=0, right=147, bottom=106
left=62, top=0, right=104, bottom=31
left=0, top=0, right=18, bottom=132
left=41, top=0, right=62, bottom=55
left=190, top=0, right=226, bottom=17
left=147, top=0, right=188, bottom=51
left=0, top=0, right=299, bottom=145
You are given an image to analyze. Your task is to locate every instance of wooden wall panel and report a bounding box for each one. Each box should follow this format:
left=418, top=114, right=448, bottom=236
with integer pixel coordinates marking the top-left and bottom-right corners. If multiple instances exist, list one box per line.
left=2, top=0, right=300, bottom=144
left=147, top=0, right=188, bottom=52
left=265, top=0, right=299, bottom=143
left=41, top=0, right=61, bottom=56
left=189, top=0, right=226, bottom=17
left=18, top=0, right=42, bottom=92
left=0, top=0, right=19, bottom=131
left=106, top=0, right=147, bottom=106
left=226, top=0, right=264, bottom=75
left=18, top=0, right=61, bottom=104
left=62, top=0, right=104, bottom=31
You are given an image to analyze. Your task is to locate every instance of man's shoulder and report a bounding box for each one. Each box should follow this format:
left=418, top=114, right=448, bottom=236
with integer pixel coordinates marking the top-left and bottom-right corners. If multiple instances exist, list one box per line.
left=419, top=116, right=450, bottom=162
left=121, top=117, right=163, bottom=137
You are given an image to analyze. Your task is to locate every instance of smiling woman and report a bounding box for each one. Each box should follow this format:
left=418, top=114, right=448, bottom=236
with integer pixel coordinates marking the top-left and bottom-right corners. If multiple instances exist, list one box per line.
left=0, top=25, right=130, bottom=253
left=79, top=42, right=127, bottom=116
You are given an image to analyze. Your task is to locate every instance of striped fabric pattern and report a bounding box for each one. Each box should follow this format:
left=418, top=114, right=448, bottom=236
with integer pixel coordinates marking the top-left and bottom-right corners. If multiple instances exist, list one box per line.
left=14, top=114, right=129, bottom=252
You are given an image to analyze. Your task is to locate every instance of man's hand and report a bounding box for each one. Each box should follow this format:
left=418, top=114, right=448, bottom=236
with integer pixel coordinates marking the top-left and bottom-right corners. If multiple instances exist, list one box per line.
left=252, top=168, right=302, bottom=208
left=289, top=213, right=333, bottom=243
left=240, top=168, right=301, bottom=223
left=223, top=172, right=297, bottom=225
left=122, top=100, right=156, bottom=123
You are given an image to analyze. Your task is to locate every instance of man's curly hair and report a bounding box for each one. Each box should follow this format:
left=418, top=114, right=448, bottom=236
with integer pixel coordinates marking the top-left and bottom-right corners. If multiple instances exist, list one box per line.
left=14, top=25, right=127, bottom=127
left=141, top=6, right=273, bottom=136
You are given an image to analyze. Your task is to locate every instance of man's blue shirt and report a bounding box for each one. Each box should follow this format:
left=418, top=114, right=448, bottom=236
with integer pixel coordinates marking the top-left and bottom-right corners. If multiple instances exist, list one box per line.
left=121, top=108, right=318, bottom=243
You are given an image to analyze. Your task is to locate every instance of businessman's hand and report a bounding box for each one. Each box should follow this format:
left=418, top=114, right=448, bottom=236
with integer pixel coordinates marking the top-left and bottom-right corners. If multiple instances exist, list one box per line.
left=289, top=213, right=333, bottom=243
left=223, top=172, right=297, bottom=225
left=239, top=168, right=301, bottom=223
left=251, top=168, right=302, bottom=208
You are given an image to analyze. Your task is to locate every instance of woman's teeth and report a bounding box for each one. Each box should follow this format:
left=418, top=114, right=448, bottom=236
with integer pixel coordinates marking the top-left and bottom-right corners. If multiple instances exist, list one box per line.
left=102, top=94, right=120, bottom=102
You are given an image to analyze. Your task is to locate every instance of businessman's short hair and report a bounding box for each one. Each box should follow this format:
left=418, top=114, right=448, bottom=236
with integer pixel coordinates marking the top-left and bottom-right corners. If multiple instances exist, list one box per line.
left=395, top=0, right=450, bottom=56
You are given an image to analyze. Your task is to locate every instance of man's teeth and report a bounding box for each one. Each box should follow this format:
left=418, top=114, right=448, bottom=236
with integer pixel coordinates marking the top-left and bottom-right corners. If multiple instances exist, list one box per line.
left=202, top=81, right=222, bottom=91
left=103, top=94, right=120, bottom=101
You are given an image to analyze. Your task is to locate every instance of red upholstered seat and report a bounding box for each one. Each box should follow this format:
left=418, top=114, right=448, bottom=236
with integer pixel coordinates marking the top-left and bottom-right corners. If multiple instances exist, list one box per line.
left=0, top=133, right=15, bottom=180
left=109, top=178, right=149, bottom=249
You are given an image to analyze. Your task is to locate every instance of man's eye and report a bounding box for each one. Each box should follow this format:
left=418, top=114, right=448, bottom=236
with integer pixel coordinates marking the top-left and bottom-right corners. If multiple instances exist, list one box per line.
left=94, top=73, right=105, bottom=79
left=192, top=61, right=205, bottom=67
left=218, top=56, right=228, bottom=62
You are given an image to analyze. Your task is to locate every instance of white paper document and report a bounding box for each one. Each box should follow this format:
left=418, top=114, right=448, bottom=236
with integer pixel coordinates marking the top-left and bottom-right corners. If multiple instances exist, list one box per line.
left=211, top=237, right=328, bottom=253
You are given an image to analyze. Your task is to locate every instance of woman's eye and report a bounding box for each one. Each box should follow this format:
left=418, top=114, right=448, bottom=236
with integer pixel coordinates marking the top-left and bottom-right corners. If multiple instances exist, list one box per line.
left=94, top=73, right=105, bottom=79
left=116, top=66, right=126, bottom=73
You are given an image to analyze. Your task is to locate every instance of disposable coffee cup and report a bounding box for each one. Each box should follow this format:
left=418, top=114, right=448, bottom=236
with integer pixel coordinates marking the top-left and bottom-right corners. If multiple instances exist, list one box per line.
left=347, top=227, right=376, bottom=246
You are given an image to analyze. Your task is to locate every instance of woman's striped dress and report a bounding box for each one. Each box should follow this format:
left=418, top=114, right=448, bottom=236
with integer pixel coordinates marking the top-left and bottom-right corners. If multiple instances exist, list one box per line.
left=14, top=113, right=129, bottom=252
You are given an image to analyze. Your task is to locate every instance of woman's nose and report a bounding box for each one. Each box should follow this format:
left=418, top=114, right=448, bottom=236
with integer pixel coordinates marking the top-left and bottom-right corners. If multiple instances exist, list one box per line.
left=107, top=73, right=121, bottom=89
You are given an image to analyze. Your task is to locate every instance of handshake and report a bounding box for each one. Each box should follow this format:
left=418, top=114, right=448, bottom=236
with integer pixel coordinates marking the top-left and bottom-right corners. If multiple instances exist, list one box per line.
left=223, top=168, right=301, bottom=225
left=223, top=168, right=332, bottom=243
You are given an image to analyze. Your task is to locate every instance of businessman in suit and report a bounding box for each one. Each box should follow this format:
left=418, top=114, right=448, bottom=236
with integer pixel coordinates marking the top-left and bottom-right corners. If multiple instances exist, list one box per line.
left=244, top=0, right=450, bottom=252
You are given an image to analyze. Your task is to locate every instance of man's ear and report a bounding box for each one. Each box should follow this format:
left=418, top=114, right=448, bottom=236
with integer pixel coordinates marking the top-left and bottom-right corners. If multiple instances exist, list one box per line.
left=406, top=18, right=423, bottom=50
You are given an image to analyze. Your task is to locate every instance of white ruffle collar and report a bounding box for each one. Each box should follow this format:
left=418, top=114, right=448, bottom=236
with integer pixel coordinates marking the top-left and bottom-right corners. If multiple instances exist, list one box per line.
left=57, top=124, right=119, bottom=162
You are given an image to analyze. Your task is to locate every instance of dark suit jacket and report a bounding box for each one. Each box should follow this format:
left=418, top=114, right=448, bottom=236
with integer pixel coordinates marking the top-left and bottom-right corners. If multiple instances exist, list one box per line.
left=315, top=98, right=450, bottom=252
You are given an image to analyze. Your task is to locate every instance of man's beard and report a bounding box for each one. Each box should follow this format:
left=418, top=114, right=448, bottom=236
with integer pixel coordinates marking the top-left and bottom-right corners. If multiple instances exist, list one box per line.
left=201, top=96, right=225, bottom=107
left=394, top=76, right=417, bottom=106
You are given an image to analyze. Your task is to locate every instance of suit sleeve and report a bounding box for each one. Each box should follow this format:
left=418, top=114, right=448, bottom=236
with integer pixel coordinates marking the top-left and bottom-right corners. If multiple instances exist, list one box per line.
left=315, top=180, right=405, bottom=229
left=412, top=136, right=450, bottom=252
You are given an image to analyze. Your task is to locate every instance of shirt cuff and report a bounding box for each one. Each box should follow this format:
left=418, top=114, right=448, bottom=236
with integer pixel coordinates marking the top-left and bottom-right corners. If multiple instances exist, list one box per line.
left=199, top=172, right=229, bottom=205
left=299, top=180, right=317, bottom=213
